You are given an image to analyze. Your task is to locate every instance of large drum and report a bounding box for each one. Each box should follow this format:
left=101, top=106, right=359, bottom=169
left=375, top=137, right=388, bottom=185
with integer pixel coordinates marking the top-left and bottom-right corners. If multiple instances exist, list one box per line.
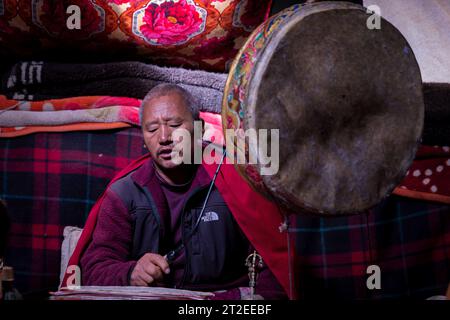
left=222, top=2, right=424, bottom=215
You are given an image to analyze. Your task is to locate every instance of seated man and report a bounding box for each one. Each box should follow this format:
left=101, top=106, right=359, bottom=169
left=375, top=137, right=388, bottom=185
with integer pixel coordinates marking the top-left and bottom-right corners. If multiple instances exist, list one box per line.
left=78, top=84, right=287, bottom=299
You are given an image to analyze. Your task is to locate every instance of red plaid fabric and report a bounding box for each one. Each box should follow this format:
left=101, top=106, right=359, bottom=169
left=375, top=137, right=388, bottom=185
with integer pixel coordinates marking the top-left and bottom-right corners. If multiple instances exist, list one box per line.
left=293, top=196, right=450, bottom=299
left=0, top=127, right=146, bottom=296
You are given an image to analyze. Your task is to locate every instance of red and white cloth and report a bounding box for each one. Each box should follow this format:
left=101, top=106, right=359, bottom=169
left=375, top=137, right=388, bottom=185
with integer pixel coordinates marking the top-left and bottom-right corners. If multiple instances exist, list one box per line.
left=394, top=145, right=450, bottom=204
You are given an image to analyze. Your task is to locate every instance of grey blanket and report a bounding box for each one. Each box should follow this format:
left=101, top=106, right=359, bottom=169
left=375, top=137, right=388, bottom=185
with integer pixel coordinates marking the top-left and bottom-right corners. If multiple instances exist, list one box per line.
left=1, top=61, right=227, bottom=114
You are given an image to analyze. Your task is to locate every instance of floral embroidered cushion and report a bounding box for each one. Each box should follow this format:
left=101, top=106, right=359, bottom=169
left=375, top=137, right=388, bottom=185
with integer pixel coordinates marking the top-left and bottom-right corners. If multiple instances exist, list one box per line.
left=0, top=0, right=272, bottom=71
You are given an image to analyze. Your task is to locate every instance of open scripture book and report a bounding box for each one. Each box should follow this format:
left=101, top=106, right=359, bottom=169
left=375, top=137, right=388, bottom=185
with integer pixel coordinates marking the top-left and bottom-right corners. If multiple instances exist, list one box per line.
left=50, top=286, right=214, bottom=300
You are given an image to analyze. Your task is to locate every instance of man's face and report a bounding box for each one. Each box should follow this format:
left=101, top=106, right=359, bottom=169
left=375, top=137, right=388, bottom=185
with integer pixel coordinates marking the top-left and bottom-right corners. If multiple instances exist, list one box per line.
left=141, top=93, right=195, bottom=170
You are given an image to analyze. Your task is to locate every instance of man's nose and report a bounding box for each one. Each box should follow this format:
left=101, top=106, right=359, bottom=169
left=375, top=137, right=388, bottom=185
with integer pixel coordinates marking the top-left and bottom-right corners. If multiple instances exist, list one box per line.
left=158, top=125, right=172, bottom=144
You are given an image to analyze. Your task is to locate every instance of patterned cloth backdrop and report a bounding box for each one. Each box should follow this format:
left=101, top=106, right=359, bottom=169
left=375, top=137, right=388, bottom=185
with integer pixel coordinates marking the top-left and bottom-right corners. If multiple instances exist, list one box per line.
left=0, top=127, right=146, bottom=296
left=0, top=0, right=272, bottom=71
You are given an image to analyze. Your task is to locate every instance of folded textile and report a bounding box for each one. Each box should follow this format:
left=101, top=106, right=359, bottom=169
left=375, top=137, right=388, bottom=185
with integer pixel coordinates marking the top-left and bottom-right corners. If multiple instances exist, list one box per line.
left=1, top=61, right=227, bottom=113
left=0, top=109, right=223, bottom=141
left=0, top=122, right=131, bottom=138
left=0, top=95, right=141, bottom=111
left=0, top=95, right=140, bottom=112
left=0, top=95, right=138, bottom=136
left=0, top=107, right=139, bottom=127
left=0, top=95, right=224, bottom=140
left=3, top=78, right=224, bottom=114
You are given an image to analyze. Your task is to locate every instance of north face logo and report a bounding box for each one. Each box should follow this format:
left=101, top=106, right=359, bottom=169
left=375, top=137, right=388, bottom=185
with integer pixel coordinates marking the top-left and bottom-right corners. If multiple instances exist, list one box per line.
left=201, top=211, right=219, bottom=222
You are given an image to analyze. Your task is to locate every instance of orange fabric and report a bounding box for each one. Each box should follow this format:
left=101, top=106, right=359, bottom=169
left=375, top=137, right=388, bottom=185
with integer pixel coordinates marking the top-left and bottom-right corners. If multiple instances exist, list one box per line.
left=393, top=187, right=450, bottom=205
left=0, top=122, right=131, bottom=138
left=0, top=95, right=123, bottom=111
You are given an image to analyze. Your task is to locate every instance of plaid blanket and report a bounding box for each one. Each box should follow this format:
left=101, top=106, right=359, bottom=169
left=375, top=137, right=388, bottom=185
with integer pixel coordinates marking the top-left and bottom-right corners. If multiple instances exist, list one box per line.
left=293, top=196, right=450, bottom=299
left=0, top=127, right=449, bottom=299
left=0, top=127, right=146, bottom=297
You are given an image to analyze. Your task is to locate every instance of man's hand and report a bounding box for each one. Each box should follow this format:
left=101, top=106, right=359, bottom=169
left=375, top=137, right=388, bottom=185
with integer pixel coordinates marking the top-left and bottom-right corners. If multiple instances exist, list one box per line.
left=130, top=253, right=170, bottom=286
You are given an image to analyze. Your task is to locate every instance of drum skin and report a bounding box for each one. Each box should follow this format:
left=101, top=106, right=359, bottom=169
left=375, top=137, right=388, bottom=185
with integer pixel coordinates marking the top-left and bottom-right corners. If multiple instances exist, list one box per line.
left=222, top=2, right=424, bottom=215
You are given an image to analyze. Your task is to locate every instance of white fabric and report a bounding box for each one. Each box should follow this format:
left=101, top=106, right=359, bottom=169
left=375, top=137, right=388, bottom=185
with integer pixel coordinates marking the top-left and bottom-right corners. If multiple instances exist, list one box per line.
left=59, top=226, right=83, bottom=287
left=364, top=0, right=450, bottom=83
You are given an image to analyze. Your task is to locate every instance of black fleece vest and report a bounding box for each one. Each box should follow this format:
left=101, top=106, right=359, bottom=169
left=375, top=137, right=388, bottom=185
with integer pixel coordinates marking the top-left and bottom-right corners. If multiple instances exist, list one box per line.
left=109, top=170, right=250, bottom=290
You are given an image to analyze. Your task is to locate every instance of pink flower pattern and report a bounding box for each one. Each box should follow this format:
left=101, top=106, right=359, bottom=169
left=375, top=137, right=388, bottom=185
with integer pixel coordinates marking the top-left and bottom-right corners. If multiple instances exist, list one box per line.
left=140, top=0, right=204, bottom=45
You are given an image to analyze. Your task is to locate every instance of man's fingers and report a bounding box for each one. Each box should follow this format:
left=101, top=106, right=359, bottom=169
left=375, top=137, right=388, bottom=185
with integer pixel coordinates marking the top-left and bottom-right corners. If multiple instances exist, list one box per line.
left=143, top=263, right=163, bottom=280
left=148, top=254, right=170, bottom=274
left=132, top=275, right=148, bottom=287
left=136, top=278, right=148, bottom=286
left=139, top=272, right=154, bottom=285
